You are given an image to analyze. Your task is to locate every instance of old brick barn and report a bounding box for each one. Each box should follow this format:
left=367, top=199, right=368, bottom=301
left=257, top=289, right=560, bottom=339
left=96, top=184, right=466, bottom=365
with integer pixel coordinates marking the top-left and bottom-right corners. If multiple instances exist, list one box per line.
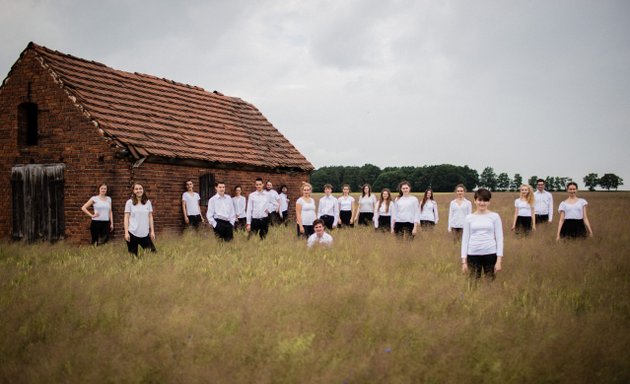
left=0, top=42, right=313, bottom=242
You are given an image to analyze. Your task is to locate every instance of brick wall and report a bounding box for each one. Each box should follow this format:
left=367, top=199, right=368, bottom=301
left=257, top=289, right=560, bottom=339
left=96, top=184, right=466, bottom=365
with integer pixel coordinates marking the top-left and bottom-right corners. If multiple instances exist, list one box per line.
left=0, top=49, right=310, bottom=244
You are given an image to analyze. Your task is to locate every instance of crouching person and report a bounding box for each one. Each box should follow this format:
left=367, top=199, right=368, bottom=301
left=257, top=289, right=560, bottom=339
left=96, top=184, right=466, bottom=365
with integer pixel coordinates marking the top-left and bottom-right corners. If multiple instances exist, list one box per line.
left=307, top=219, right=334, bottom=248
left=206, top=181, right=235, bottom=242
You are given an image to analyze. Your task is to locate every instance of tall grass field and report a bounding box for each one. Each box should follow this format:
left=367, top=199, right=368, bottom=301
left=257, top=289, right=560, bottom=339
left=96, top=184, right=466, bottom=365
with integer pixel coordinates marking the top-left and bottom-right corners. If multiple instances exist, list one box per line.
left=1, top=192, right=629, bottom=383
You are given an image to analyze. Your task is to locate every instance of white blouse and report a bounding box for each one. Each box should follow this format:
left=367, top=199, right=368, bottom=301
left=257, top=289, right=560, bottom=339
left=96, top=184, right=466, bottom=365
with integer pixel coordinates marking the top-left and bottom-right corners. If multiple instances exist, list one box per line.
left=514, top=198, right=534, bottom=217
left=461, top=212, right=504, bottom=259
left=182, top=192, right=201, bottom=216
left=448, top=199, right=472, bottom=230
left=232, top=195, right=247, bottom=218
left=559, top=198, right=588, bottom=220
left=125, top=199, right=153, bottom=238
left=419, top=199, right=438, bottom=223
left=297, top=197, right=317, bottom=225
left=358, top=195, right=377, bottom=213
left=338, top=196, right=355, bottom=211
left=91, top=196, right=112, bottom=222
left=393, top=195, right=420, bottom=224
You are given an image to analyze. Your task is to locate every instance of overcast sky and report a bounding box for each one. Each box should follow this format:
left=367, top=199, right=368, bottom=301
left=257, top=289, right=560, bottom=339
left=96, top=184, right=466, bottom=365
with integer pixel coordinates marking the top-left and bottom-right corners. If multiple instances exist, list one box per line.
left=2, top=0, right=629, bottom=188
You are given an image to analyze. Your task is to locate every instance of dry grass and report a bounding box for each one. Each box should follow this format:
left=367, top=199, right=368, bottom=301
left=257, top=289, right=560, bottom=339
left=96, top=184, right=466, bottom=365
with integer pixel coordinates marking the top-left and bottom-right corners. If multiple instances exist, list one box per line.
left=1, top=192, right=629, bottom=383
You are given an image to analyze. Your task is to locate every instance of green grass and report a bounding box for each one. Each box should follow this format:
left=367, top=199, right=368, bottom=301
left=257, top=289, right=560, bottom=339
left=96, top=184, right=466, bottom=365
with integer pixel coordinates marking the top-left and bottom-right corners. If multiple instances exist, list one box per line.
left=1, top=192, right=629, bottom=383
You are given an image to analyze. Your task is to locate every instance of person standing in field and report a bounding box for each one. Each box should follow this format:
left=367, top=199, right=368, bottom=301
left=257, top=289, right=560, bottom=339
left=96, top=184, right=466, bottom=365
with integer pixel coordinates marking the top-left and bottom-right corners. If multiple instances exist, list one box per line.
left=355, top=183, right=377, bottom=226
left=512, top=184, right=536, bottom=234
left=81, top=183, right=114, bottom=245
left=391, top=181, right=420, bottom=239
left=278, top=185, right=290, bottom=225
left=337, top=184, right=356, bottom=228
left=419, top=188, right=439, bottom=228
left=246, top=178, right=271, bottom=240
left=265, top=180, right=282, bottom=226
left=182, top=180, right=204, bottom=229
left=307, top=219, right=334, bottom=248
left=461, top=188, right=503, bottom=280
left=556, top=182, right=593, bottom=240
left=534, top=178, right=554, bottom=224
left=206, top=181, right=236, bottom=242
left=296, top=182, right=317, bottom=238
left=124, top=183, right=156, bottom=255
left=318, top=184, right=339, bottom=230
left=448, top=184, right=472, bottom=239
left=232, top=185, right=247, bottom=231
left=374, top=188, right=395, bottom=232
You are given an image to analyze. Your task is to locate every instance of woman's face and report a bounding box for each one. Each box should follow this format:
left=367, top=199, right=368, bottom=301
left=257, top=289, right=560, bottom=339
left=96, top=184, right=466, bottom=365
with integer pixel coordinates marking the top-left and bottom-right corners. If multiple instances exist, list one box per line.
left=426, top=190, right=432, bottom=199
left=235, top=187, right=242, bottom=196
left=186, top=181, right=193, bottom=191
left=475, top=198, right=490, bottom=211
left=520, top=186, right=528, bottom=196
left=401, top=184, right=410, bottom=195
left=99, top=185, right=107, bottom=195
left=343, top=186, right=349, bottom=195
left=303, top=186, right=312, bottom=196
left=325, top=187, right=332, bottom=196
left=456, top=187, right=464, bottom=197
left=282, top=187, right=288, bottom=194
left=382, top=190, right=390, bottom=199
left=567, top=185, right=578, bottom=195
left=363, top=185, right=369, bottom=193
left=133, top=184, right=144, bottom=197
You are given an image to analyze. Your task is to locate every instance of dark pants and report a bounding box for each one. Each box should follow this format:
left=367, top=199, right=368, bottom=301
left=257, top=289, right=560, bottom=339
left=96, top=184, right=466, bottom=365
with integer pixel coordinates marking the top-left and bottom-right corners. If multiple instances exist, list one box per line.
left=127, top=233, right=157, bottom=256
left=213, top=219, right=234, bottom=242
left=339, top=210, right=353, bottom=228
left=420, top=220, right=435, bottom=228
left=90, top=220, right=110, bottom=245
left=535, top=214, right=549, bottom=224
left=249, top=217, right=270, bottom=240
left=377, top=216, right=391, bottom=232
left=515, top=216, right=533, bottom=234
left=297, top=224, right=315, bottom=238
left=451, top=227, right=463, bottom=241
left=187, top=214, right=202, bottom=228
left=320, top=215, right=335, bottom=230
left=280, top=210, right=289, bottom=225
left=394, top=222, right=415, bottom=239
left=234, top=217, right=247, bottom=231
left=358, top=212, right=374, bottom=226
left=467, top=254, right=497, bottom=280
left=269, top=211, right=282, bottom=226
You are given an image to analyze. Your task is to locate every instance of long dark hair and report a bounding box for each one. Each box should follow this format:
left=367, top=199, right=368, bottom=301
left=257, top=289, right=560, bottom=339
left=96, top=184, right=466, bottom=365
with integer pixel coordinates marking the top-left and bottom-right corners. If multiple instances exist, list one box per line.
left=361, top=183, right=372, bottom=198
left=377, top=188, right=392, bottom=213
left=131, top=183, right=149, bottom=205
left=397, top=181, right=411, bottom=198
left=421, top=188, right=434, bottom=211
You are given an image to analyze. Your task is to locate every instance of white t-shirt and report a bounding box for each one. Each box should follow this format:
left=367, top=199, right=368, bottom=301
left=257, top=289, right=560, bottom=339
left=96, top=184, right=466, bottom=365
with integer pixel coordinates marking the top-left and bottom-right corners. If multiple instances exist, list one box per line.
left=448, top=199, right=472, bottom=230
left=279, top=192, right=289, bottom=211
left=338, top=195, right=355, bottom=211
left=461, top=212, right=504, bottom=259
left=514, top=198, right=533, bottom=217
left=559, top=198, right=588, bottom=220
left=307, top=232, right=333, bottom=248
left=419, top=199, right=438, bottom=223
left=125, top=199, right=153, bottom=238
left=393, top=195, right=420, bottom=224
left=358, top=195, right=377, bottom=213
left=182, top=192, right=201, bottom=216
left=297, top=197, right=317, bottom=225
left=91, top=195, right=111, bottom=222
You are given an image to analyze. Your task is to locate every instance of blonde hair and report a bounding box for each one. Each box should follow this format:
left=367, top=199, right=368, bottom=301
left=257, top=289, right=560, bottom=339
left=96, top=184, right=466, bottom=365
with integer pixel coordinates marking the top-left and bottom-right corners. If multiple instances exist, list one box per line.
left=301, top=181, right=313, bottom=193
left=520, top=184, right=535, bottom=206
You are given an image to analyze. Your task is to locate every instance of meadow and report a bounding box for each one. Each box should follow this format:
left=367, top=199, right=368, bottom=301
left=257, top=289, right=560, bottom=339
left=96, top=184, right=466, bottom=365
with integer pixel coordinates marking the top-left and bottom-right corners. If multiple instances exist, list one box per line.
left=1, top=191, right=629, bottom=383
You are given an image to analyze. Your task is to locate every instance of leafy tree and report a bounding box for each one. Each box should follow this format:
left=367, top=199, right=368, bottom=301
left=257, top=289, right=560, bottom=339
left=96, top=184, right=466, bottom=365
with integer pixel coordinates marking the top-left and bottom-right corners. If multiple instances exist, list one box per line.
left=357, top=163, right=382, bottom=187
left=583, top=173, right=599, bottom=191
left=599, top=173, right=624, bottom=191
left=544, top=176, right=556, bottom=192
left=510, top=173, right=523, bottom=191
left=528, top=176, right=538, bottom=189
left=479, top=167, right=498, bottom=191
left=373, top=170, right=406, bottom=192
left=497, top=172, right=510, bottom=191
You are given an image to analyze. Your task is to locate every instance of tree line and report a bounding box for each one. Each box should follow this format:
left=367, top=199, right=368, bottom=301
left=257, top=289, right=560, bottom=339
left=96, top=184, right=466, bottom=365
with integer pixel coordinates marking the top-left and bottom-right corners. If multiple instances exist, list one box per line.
left=310, top=164, right=624, bottom=192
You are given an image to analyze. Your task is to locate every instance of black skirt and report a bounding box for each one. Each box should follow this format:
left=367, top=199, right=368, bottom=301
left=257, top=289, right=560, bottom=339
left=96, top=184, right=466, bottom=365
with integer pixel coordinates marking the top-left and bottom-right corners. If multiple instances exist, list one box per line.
left=560, top=219, right=587, bottom=239
left=515, top=216, right=533, bottom=233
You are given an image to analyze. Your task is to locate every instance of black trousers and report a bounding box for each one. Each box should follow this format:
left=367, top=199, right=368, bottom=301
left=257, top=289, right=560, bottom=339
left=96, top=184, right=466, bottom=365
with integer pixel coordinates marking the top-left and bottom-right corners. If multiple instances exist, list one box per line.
left=535, top=214, right=549, bottom=224
left=467, top=254, right=497, bottom=280
left=515, top=216, right=533, bottom=233
left=420, top=220, right=436, bottom=228
left=297, top=224, right=315, bottom=238
left=249, top=217, right=270, bottom=239
left=90, top=220, right=110, bottom=245
left=320, top=215, right=335, bottom=230
left=187, top=214, right=202, bottom=228
left=339, top=210, right=353, bottom=227
left=127, top=233, right=157, bottom=256
left=213, top=219, right=234, bottom=242
left=394, top=222, right=415, bottom=239
left=358, top=212, right=374, bottom=226
left=280, top=210, right=289, bottom=225
left=377, top=216, right=391, bottom=232
left=234, top=217, right=247, bottom=231
left=269, top=211, right=282, bottom=226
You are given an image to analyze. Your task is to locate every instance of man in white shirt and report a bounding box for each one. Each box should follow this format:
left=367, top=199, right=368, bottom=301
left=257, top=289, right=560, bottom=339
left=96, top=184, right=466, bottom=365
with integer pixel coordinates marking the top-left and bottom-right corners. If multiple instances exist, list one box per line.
left=318, top=184, right=339, bottom=229
left=206, top=181, right=236, bottom=241
left=534, top=178, right=554, bottom=224
left=307, top=219, right=333, bottom=248
left=247, top=178, right=271, bottom=239
left=265, top=180, right=281, bottom=226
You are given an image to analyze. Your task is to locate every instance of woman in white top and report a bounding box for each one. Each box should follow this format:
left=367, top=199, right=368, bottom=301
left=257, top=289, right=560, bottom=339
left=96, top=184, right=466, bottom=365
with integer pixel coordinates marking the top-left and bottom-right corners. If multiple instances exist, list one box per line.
left=419, top=188, right=439, bottom=228
left=279, top=185, right=289, bottom=225
left=354, top=183, right=377, bottom=226
left=448, top=184, right=472, bottom=238
left=512, top=184, right=536, bottom=234
left=556, top=182, right=593, bottom=240
left=182, top=180, right=204, bottom=228
left=392, top=181, right=420, bottom=239
left=296, top=182, right=317, bottom=238
left=232, top=185, right=247, bottom=231
left=337, top=184, right=356, bottom=228
left=124, top=183, right=156, bottom=256
left=461, top=188, right=503, bottom=281
left=81, top=183, right=113, bottom=245
left=374, top=188, right=395, bottom=232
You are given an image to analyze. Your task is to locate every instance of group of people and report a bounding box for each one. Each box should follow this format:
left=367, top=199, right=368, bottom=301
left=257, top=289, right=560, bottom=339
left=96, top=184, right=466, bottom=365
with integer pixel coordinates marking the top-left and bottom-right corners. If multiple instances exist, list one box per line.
left=81, top=178, right=594, bottom=278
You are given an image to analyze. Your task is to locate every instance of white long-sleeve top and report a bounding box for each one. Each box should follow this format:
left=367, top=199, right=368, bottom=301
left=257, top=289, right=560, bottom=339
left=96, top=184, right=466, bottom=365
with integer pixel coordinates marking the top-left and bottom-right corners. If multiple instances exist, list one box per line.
left=419, top=199, right=438, bottom=223
left=296, top=197, right=317, bottom=226
left=515, top=198, right=534, bottom=217
left=358, top=195, right=377, bottom=213
left=534, top=190, right=553, bottom=221
left=461, top=212, right=504, bottom=260
left=393, top=195, right=420, bottom=224
left=318, top=195, right=339, bottom=227
left=206, top=193, right=236, bottom=227
left=558, top=198, right=588, bottom=219
left=265, top=189, right=280, bottom=212
left=374, top=200, right=396, bottom=229
left=448, top=199, right=472, bottom=230
left=279, top=192, right=289, bottom=211
left=246, top=191, right=269, bottom=224
left=232, top=195, right=246, bottom=219
left=307, top=232, right=333, bottom=248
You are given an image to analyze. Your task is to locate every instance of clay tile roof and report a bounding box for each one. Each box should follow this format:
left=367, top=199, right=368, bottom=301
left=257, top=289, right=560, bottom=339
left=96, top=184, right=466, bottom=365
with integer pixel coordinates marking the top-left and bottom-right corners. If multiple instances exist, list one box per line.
left=24, top=42, right=313, bottom=171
